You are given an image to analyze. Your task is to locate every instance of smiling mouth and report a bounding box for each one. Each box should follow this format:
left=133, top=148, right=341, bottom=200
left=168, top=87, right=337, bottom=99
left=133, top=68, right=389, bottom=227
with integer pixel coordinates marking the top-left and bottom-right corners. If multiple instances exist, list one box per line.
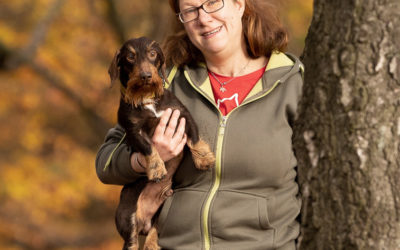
left=202, top=26, right=222, bottom=37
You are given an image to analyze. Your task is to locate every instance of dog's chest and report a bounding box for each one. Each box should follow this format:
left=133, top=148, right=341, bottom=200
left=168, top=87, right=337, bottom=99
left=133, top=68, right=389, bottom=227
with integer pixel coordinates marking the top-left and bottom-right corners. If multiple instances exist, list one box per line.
left=144, top=103, right=164, bottom=118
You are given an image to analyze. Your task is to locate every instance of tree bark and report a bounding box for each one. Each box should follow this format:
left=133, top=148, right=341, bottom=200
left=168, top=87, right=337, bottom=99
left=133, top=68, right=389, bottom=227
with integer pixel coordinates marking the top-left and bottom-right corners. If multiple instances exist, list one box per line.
left=295, top=0, right=400, bottom=249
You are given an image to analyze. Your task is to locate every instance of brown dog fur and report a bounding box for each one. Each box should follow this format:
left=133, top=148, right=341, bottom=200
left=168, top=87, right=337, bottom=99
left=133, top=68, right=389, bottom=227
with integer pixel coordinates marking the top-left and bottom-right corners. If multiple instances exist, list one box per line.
left=109, top=37, right=215, bottom=250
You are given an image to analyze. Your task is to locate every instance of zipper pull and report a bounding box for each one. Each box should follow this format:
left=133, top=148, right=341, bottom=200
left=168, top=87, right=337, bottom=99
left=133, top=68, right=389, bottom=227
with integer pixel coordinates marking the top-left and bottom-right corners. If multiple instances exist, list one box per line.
left=221, top=116, right=227, bottom=126
left=219, top=116, right=227, bottom=135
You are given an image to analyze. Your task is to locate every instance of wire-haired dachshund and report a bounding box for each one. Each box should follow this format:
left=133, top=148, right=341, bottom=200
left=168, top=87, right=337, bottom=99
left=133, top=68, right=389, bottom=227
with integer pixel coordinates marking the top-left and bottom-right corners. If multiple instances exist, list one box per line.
left=108, top=37, right=215, bottom=250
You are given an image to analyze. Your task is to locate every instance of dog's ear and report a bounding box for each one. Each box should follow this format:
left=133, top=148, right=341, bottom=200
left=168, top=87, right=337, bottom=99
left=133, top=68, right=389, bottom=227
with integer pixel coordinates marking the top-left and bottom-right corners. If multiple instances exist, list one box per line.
left=156, top=44, right=165, bottom=71
left=161, top=63, right=169, bottom=86
left=156, top=47, right=169, bottom=85
left=108, top=49, right=120, bottom=87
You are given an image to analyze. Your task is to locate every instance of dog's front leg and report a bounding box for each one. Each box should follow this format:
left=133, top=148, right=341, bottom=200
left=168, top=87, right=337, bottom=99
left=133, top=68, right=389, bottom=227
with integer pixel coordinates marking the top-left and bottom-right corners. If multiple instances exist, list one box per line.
left=134, top=142, right=167, bottom=182
left=143, top=146, right=167, bottom=182
left=128, top=123, right=167, bottom=182
left=128, top=213, right=140, bottom=250
left=143, top=226, right=160, bottom=250
left=183, top=114, right=215, bottom=171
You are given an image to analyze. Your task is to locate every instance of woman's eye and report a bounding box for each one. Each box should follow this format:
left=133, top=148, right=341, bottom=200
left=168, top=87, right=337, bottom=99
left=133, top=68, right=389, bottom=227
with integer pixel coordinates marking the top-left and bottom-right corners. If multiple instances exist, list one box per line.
left=185, top=8, right=197, bottom=14
left=207, top=0, right=217, bottom=6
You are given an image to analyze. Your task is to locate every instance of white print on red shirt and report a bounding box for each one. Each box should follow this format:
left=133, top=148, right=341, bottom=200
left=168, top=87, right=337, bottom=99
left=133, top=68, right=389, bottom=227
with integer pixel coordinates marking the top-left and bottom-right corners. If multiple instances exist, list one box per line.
left=216, top=93, right=239, bottom=109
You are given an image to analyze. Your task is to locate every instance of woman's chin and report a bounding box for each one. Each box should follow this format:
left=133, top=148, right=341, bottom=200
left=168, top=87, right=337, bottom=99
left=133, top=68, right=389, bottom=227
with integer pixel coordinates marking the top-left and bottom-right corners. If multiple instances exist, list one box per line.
left=200, top=43, right=229, bottom=57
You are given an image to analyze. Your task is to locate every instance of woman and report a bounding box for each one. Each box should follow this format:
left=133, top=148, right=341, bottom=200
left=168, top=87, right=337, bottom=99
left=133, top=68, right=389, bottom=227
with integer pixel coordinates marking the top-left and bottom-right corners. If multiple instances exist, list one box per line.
left=96, top=0, right=304, bottom=249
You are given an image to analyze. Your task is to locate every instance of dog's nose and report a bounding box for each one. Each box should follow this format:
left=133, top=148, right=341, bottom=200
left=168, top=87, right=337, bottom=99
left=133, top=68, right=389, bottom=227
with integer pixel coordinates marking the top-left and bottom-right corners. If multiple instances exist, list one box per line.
left=140, top=71, right=152, bottom=81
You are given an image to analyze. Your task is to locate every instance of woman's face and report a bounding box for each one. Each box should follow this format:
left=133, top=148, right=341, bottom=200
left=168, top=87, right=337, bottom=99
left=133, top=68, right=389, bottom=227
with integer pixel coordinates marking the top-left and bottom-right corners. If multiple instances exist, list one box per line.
left=179, top=0, right=245, bottom=59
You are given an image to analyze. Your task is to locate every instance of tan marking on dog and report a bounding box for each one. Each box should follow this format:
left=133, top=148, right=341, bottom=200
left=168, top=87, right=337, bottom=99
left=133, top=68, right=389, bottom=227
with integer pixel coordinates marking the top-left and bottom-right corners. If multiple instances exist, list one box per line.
left=144, top=147, right=167, bottom=181
left=148, top=40, right=156, bottom=50
left=143, top=227, right=160, bottom=250
left=188, top=139, right=215, bottom=170
left=127, top=45, right=136, bottom=55
left=135, top=203, right=151, bottom=234
left=128, top=213, right=140, bottom=250
left=135, top=181, right=171, bottom=235
left=140, top=61, right=152, bottom=73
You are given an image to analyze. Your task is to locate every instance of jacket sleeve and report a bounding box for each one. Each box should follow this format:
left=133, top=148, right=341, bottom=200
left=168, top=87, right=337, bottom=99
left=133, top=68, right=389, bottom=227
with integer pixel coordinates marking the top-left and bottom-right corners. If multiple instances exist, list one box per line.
left=285, top=71, right=304, bottom=127
left=95, top=124, right=146, bottom=185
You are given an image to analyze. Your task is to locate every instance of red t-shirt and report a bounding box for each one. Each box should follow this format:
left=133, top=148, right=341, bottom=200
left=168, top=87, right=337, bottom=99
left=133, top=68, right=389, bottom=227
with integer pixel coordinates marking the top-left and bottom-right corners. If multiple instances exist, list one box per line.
left=209, top=65, right=267, bottom=116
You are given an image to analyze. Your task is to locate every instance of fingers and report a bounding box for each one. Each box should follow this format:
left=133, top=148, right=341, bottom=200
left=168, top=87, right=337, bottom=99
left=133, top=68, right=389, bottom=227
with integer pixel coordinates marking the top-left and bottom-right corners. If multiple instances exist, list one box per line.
left=164, top=109, right=181, bottom=138
left=168, top=119, right=186, bottom=157
left=173, top=133, right=187, bottom=155
left=153, top=108, right=172, bottom=137
left=151, top=108, right=187, bottom=162
left=172, top=117, right=186, bottom=141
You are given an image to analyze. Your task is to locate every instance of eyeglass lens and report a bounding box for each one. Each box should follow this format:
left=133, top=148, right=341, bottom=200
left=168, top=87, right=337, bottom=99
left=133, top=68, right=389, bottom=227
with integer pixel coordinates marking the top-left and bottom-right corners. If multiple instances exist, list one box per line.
left=179, top=0, right=224, bottom=23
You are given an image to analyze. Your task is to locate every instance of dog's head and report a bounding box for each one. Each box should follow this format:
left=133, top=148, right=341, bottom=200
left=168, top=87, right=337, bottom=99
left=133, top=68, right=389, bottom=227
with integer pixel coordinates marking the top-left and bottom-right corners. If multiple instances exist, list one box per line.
left=108, top=37, right=167, bottom=107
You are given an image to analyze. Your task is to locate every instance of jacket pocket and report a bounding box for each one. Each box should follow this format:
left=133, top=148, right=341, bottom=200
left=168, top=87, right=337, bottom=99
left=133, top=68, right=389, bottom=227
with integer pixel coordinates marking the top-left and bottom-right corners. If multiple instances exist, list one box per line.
left=258, top=196, right=275, bottom=229
left=210, top=190, right=275, bottom=246
left=157, top=189, right=206, bottom=250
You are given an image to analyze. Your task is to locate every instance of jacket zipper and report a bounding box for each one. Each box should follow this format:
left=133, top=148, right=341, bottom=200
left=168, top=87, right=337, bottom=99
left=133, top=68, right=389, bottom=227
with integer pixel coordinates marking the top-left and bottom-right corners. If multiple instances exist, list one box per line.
left=202, top=81, right=280, bottom=250
left=183, top=71, right=224, bottom=250
left=184, top=70, right=281, bottom=250
left=203, top=115, right=227, bottom=250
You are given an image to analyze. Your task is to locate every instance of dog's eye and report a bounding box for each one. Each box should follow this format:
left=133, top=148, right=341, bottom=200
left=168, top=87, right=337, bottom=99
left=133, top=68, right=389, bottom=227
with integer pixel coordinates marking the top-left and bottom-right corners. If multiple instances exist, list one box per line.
left=127, top=53, right=135, bottom=63
left=148, top=50, right=157, bottom=61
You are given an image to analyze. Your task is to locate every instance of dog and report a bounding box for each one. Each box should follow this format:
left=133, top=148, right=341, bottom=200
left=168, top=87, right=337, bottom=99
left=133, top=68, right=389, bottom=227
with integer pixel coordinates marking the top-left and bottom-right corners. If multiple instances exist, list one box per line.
left=108, top=37, right=215, bottom=250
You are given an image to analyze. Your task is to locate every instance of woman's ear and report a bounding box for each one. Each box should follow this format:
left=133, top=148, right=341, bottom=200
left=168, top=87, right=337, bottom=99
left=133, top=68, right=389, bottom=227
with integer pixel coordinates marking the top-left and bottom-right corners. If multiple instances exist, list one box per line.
left=234, top=0, right=245, bottom=16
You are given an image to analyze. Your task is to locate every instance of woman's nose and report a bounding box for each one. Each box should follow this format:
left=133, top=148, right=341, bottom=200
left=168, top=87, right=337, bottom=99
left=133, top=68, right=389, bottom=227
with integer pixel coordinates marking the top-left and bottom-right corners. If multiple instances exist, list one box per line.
left=197, top=8, right=212, bottom=23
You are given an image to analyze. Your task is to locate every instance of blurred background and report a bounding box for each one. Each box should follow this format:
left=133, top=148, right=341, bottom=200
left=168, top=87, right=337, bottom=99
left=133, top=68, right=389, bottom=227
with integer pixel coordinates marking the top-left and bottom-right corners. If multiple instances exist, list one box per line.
left=0, top=0, right=312, bottom=249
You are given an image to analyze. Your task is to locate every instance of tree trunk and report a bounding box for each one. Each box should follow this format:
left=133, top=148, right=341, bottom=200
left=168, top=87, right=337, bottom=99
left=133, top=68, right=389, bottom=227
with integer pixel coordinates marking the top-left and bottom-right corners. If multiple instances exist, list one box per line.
left=294, top=0, right=400, bottom=249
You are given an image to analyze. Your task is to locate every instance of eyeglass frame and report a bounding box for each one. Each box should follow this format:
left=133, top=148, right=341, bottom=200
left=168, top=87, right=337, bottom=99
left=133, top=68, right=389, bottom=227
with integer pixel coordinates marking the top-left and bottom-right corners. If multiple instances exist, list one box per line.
left=176, top=0, right=225, bottom=23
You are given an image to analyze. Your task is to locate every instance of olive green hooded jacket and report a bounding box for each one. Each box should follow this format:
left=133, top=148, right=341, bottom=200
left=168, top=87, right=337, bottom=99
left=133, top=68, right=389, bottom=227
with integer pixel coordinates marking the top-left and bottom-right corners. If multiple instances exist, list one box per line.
left=96, top=51, right=304, bottom=250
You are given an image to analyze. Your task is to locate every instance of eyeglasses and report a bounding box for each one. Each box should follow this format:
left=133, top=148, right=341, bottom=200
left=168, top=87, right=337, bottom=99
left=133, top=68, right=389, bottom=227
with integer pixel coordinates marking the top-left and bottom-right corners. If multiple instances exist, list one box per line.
left=177, top=0, right=225, bottom=23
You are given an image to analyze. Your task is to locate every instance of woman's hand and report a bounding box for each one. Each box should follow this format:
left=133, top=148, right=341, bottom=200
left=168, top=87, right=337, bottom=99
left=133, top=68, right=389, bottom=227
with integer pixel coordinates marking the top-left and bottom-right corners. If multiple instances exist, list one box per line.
left=152, top=108, right=187, bottom=162
left=131, top=108, right=187, bottom=173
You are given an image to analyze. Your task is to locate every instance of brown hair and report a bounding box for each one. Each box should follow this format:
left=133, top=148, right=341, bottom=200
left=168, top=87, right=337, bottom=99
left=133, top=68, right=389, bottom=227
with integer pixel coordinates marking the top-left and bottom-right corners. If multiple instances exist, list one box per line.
left=163, top=0, right=288, bottom=67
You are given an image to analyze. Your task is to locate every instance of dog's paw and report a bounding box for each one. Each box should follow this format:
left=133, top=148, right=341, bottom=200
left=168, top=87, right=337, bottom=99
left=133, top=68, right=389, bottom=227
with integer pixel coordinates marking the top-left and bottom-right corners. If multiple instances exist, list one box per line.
left=143, top=227, right=161, bottom=250
left=144, top=245, right=161, bottom=250
left=145, top=150, right=167, bottom=182
left=195, top=152, right=215, bottom=170
left=147, top=160, right=167, bottom=182
left=188, top=139, right=215, bottom=170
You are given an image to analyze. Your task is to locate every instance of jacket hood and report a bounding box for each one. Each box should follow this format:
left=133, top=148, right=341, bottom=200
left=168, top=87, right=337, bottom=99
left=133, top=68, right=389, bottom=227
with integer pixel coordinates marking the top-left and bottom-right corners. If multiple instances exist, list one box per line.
left=166, top=51, right=304, bottom=106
